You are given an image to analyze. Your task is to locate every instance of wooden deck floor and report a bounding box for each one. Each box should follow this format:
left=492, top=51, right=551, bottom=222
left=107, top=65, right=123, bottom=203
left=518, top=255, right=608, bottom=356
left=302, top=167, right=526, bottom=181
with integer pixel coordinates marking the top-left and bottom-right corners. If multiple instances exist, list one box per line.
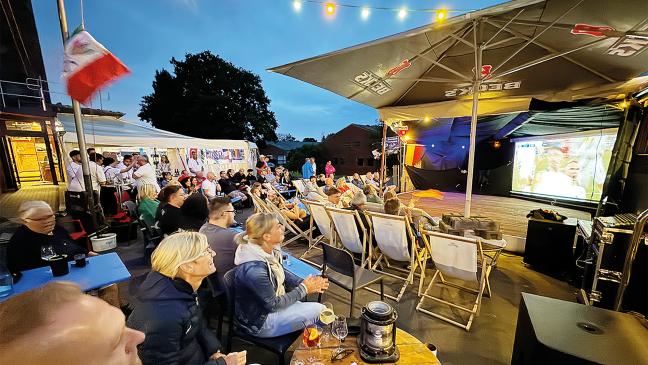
left=0, top=185, right=66, bottom=218
left=398, top=191, right=592, bottom=238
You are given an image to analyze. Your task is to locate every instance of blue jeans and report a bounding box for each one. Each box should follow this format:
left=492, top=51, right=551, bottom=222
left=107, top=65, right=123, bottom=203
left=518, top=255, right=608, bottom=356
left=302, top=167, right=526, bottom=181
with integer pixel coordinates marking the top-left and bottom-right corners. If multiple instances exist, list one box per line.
left=255, top=301, right=325, bottom=338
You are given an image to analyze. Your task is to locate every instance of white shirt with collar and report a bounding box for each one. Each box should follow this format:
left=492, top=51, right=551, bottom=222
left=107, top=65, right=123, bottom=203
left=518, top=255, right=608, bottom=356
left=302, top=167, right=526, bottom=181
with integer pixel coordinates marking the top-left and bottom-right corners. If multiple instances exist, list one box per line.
left=117, top=161, right=133, bottom=180
left=88, top=161, right=106, bottom=192
left=133, top=163, right=160, bottom=191
left=201, top=178, right=218, bottom=198
left=187, top=158, right=204, bottom=175
left=66, top=161, right=85, bottom=192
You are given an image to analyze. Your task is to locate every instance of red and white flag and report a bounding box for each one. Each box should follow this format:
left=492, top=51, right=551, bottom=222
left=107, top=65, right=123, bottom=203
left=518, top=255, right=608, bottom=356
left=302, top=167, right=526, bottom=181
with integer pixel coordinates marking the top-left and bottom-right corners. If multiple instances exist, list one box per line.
left=62, top=27, right=130, bottom=104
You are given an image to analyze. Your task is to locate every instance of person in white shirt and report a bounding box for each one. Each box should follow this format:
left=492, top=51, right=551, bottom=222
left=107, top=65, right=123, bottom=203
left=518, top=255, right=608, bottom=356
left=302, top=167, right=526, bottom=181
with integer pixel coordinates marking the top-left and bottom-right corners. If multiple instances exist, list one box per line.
left=310, top=157, right=317, bottom=176
left=117, top=154, right=135, bottom=180
left=88, top=152, right=106, bottom=195
left=66, top=150, right=84, bottom=192
left=103, top=157, right=121, bottom=183
left=132, top=155, right=160, bottom=192
left=201, top=172, right=221, bottom=199
left=187, top=150, right=204, bottom=176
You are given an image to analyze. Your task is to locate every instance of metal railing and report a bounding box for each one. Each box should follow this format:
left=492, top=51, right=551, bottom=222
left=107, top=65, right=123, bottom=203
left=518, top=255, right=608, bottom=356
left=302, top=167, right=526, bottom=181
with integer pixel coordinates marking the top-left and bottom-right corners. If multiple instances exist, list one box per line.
left=0, top=77, right=47, bottom=111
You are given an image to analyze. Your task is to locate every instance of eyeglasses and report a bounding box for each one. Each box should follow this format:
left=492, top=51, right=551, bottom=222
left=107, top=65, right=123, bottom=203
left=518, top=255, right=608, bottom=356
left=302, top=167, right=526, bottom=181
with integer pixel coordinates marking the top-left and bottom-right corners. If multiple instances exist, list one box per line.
left=198, top=247, right=215, bottom=257
left=25, top=214, right=55, bottom=222
left=331, top=348, right=354, bottom=362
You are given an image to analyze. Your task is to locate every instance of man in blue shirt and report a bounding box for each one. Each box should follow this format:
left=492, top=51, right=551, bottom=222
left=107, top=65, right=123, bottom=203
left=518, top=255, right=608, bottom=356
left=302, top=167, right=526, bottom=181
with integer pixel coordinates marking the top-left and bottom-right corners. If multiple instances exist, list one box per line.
left=302, top=158, right=313, bottom=179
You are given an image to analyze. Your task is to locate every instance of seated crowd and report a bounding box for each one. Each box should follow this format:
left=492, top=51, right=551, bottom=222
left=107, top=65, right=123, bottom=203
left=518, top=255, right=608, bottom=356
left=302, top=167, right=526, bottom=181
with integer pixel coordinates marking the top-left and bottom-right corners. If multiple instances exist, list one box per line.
left=1, top=153, right=441, bottom=365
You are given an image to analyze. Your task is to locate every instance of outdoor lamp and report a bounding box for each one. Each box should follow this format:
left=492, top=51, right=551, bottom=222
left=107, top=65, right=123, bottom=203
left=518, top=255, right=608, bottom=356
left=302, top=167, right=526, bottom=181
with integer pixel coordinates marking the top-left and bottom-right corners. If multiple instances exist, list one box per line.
left=358, top=301, right=399, bottom=363
left=152, top=153, right=160, bottom=165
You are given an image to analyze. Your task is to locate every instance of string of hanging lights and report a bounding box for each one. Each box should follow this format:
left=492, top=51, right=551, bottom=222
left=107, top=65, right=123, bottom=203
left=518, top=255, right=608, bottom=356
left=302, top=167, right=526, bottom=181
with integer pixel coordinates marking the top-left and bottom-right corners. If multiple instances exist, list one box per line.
left=291, top=0, right=475, bottom=21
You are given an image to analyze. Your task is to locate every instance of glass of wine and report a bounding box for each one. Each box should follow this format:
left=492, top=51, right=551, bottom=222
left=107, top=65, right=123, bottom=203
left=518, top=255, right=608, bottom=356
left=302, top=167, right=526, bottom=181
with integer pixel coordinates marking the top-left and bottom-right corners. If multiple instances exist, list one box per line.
left=302, top=324, right=321, bottom=363
left=319, top=303, right=335, bottom=342
left=332, top=315, right=348, bottom=353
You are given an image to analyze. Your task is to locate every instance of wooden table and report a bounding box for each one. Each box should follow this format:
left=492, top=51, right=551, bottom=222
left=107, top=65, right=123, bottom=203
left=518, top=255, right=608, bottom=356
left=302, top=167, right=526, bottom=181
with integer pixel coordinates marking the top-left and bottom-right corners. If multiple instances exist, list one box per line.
left=289, top=328, right=441, bottom=364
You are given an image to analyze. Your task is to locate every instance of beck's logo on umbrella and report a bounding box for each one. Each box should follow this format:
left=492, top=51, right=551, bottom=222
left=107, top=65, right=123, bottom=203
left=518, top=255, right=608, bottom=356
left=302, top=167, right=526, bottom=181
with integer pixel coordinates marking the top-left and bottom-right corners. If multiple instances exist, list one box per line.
left=386, top=59, right=411, bottom=77
left=571, top=24, right=616, bottom=37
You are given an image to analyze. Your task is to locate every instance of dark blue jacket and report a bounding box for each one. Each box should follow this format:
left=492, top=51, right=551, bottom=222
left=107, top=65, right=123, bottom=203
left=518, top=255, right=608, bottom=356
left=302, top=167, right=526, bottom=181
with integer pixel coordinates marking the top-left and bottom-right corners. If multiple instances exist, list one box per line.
left=233, top=260, right=306, bottom=335
left=127, top=271, right=226, bottom=365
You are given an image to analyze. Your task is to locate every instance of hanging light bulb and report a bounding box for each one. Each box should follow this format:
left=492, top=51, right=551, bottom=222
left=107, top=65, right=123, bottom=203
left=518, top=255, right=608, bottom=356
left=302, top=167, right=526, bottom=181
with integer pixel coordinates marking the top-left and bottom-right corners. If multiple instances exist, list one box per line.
left=292, top=0, right=302, bottom=12
left=423, top=116, right=431, bottom=122
left=325, top=3, right=336, bottom=16
left=361, top=7, right=370, bottom=20
left=435, top=9, right=448, bottom=21
left=398, top=7, right=407, bottom=20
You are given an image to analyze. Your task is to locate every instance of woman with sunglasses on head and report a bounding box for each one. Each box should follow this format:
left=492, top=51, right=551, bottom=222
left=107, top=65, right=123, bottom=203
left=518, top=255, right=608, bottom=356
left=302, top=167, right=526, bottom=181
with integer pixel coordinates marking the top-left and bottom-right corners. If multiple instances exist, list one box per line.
left=233, top=213, right=329, bottom=338
left=127, top=232, right=246, bottom=365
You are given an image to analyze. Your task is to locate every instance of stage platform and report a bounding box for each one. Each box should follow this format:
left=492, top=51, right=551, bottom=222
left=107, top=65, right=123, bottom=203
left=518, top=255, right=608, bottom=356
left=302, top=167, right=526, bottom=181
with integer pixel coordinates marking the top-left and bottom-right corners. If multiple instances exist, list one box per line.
left=398, top=191, right=592, bottom=238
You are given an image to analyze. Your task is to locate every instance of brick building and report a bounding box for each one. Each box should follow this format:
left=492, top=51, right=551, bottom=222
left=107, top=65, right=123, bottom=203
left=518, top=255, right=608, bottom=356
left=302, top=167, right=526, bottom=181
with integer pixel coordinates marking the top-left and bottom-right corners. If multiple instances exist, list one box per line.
left=320, top=123, right=394, bottom=176
left=260, top=140, right=318, bottom=166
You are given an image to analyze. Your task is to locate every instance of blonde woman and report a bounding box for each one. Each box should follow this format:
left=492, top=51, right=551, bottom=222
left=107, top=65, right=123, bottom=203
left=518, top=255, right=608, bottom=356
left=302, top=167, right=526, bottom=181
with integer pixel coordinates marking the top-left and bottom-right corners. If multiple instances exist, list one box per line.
left=127, top=232, right=246, bottom=365
left=233, top=213, right=329, bottom=338
left=137, top=183, right=160, bottom=227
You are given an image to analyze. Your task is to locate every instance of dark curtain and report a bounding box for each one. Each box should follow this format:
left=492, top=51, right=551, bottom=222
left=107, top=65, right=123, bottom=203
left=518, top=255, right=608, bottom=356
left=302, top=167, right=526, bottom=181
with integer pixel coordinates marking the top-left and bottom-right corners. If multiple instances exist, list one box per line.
left=596, top=105, right=645, bottom=216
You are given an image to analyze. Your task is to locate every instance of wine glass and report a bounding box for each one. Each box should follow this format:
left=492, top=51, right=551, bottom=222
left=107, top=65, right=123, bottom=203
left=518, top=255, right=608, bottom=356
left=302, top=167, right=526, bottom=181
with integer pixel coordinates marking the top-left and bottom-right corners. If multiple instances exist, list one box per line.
left=302, top=324, right=321, bottom=363
left=332, top=315, right=348, bottom=353
left=319, top=303, right=335, bottom=342
left=41, top=245, right=55, bottom=261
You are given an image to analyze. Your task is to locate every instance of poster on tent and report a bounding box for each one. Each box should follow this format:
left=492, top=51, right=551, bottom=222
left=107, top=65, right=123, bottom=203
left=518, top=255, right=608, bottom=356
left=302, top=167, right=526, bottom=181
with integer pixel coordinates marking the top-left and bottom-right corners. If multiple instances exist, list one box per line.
left=205, top=148, right=245, bottom=163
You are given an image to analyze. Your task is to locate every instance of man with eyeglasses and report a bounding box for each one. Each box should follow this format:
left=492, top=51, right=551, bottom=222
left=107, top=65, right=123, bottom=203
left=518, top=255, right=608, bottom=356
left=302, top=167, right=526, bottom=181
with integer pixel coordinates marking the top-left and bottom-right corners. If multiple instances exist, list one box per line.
left=199, top=197, right=239, bottom=280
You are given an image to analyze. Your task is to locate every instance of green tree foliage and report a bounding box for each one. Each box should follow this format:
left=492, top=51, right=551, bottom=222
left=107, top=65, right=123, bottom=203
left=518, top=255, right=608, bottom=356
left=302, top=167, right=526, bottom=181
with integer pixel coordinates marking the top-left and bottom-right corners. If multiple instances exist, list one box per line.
left=139, top=51, right=278, bottom=147
left=277, top=133, right=297, bottom=141
left=286, top=144, right=325, bottom=176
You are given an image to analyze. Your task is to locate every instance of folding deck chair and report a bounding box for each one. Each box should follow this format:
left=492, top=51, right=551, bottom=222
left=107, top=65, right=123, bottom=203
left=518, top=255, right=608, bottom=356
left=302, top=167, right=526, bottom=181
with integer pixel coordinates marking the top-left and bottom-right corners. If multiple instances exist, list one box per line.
left=364, top=211, right=428, bottom=302
left=292, top=179, right=306, bottom=198
left=300, top=200, right=337, bottom=267
left=326, top=206, right=371, bottom=268
left=417, top=230, right=492, bottom=331
left=264, top=197, right=314, bottom=248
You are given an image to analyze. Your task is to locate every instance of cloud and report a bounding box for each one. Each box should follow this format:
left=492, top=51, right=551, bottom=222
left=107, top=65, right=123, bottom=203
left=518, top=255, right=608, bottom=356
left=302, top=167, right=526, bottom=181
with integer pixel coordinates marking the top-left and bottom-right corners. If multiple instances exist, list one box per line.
left=272, top=100, right=334, bottom=115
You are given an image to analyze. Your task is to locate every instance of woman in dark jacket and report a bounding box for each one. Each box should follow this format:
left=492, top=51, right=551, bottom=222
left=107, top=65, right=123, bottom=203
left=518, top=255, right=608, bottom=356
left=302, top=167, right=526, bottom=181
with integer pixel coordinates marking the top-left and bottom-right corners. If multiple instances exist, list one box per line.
left=127, top=232, right=246, bottom=365
left=232, top=213, right=328, bottom=337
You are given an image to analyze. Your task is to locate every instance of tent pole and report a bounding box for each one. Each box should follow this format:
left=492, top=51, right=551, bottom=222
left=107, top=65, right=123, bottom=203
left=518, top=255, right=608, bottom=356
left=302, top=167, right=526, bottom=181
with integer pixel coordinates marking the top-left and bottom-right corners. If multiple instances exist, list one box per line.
left=57, top=0, right=98, bottom=231
left=379, top=120, right=387, bottom=191
left=465, top=20, right=482, bottom=218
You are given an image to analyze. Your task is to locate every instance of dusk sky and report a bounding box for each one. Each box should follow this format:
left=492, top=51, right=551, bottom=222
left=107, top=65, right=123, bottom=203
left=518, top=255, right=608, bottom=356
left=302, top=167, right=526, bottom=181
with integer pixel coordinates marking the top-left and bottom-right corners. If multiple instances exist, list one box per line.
left=33, top=0, right=502, bottom=139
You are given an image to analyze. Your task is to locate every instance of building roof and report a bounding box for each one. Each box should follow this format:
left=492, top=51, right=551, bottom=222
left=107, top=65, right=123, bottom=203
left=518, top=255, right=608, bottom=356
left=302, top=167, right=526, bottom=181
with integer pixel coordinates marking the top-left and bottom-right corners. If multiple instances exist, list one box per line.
left=349, top=123, right=381, bottom=133
left=53, top=103, right=125, bottom=118
left=266, top=140, right=318, bottom=152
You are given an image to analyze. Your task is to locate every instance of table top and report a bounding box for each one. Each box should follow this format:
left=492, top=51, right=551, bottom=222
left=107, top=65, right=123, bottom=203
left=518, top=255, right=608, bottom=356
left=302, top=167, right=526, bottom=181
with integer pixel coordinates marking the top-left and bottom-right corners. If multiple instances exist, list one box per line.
left=282, top=251, right=321, bottom=279
left=2, top=252, right=131, bottom=301
left=290, top=328, right=441, bottom=364
left=521, top=293, right=648, bottom=363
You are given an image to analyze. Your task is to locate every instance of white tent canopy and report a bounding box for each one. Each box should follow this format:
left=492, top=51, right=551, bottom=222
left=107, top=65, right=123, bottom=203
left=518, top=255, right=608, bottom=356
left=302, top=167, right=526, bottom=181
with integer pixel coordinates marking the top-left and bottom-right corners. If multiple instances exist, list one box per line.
left=57, top=113, right=249, bottom=150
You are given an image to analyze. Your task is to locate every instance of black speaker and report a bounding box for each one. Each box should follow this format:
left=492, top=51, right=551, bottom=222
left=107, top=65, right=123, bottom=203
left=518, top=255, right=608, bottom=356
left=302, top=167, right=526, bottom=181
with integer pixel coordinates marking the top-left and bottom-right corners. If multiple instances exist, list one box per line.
left=523, top=218, right=577, bottom=279
left=511, top=293, right=648, bottom=364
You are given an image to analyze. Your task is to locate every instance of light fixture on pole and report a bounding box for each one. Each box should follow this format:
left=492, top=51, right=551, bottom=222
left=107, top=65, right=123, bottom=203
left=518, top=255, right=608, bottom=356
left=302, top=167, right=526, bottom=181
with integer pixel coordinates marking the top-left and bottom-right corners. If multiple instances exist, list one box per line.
left=325, top=2, right=336, bottom=15
left=361, top=7, right=370, bottom=20
left=397, top=7, right=407, bottom=20
left=293, top=0, right=302, bottom=12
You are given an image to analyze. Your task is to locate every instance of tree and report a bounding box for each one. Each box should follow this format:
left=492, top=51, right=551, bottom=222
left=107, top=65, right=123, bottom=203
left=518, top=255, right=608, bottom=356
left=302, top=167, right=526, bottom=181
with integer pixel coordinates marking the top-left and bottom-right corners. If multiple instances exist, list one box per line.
left=286, top=144, right=325, bottom=175
left=277, top=133, right=297, bottom=142
left=139, top=51, right=278, bottom=147
left=302, top=137, right=317, bottom=142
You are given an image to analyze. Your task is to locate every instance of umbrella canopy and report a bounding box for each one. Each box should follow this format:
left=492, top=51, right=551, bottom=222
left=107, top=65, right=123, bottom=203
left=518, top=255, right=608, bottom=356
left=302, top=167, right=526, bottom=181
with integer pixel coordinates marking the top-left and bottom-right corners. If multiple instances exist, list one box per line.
left=269, top=0, right=648, bottom=216
left=270, top=0, right=648, bottom=115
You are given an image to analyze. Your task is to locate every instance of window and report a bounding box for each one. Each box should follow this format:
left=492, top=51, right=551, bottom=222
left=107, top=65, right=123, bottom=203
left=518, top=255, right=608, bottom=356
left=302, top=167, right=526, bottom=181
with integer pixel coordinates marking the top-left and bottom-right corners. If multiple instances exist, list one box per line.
left=357, top=158, right=364, bottom=166
left=367, top=158, right=374, bottom=166
left=343, top=141, right=361, bottom=148
left=278, top=155, right=286, bottom=164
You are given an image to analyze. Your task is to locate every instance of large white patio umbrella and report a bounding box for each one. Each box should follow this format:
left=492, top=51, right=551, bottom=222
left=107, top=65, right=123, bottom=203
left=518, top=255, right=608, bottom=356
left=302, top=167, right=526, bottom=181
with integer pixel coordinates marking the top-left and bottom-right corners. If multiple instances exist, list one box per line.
left=269, top=0, right=648, bottom=217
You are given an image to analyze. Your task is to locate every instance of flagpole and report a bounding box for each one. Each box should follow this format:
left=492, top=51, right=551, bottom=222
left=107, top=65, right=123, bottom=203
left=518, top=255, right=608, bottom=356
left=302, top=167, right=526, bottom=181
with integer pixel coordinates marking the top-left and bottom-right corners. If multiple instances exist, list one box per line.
left=56, top=0, right=98, bottom=231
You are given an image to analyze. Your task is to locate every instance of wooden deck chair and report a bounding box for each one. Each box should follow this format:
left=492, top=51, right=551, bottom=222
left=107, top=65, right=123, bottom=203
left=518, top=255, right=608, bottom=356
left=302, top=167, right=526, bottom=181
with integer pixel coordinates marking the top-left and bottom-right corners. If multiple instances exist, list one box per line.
left=293, top=179, right=306, bottom=197
left=264, top=198, right=314, bottom=248
left=416, top=230, right=492, bottom=331
left=250, top=193, right=271, bottom=213
left=326, top=206, right=370, bottom=268
left=301, top=200, right=336, bottom=266
left=364, top=211, right=428, bottom=302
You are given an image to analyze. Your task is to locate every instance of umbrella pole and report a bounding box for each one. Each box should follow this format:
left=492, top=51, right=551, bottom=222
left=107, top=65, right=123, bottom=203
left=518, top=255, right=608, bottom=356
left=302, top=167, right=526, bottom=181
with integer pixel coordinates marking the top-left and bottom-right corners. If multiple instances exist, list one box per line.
left=465, top=20, right=482, bottom=218
left=57, top=0, right=98, bottom=232
left=379, top=120, right=387, bottom=191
